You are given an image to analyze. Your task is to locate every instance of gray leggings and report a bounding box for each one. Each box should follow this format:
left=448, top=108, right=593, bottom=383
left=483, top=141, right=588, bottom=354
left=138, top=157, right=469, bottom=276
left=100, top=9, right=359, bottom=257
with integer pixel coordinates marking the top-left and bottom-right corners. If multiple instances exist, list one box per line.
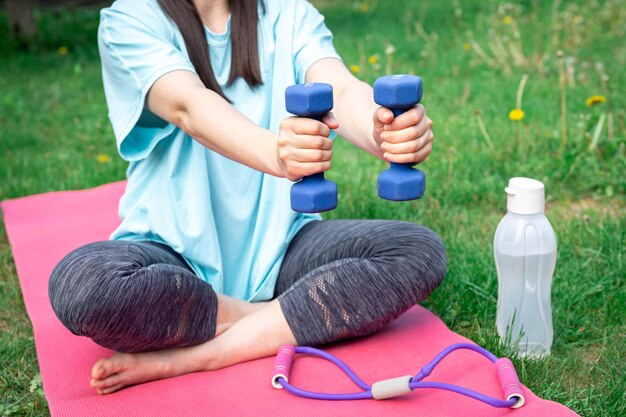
left=49, top=220, right=446, bottom=353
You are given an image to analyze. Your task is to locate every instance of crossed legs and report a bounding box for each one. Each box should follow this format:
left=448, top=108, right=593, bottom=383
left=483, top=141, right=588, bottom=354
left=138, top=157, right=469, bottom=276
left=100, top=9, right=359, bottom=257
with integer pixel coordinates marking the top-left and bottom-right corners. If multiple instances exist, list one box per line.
left=49, top=220, right=446, bottom=394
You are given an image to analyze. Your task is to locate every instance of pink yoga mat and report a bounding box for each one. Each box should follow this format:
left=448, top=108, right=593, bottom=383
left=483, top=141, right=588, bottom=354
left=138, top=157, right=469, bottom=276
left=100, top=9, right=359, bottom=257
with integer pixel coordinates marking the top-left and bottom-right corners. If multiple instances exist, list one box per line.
left=2, top=182, right=579, bottom=417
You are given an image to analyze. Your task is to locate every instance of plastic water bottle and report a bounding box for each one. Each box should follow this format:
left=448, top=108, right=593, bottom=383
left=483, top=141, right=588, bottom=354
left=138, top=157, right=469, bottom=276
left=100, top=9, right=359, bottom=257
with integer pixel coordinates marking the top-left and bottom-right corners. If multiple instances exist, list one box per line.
left=494, top=177, right=557, bottom=357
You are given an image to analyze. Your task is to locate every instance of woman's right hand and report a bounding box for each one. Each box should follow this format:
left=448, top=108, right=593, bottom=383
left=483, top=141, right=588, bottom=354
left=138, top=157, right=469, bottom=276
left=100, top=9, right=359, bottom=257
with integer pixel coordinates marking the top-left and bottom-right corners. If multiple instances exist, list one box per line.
left=276, top=113, right=339, bottom=181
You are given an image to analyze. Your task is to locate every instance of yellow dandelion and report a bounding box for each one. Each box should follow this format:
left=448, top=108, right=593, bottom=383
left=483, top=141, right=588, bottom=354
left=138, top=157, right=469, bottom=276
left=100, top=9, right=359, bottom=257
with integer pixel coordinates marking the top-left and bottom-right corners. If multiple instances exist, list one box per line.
left=508, top=108, right=525, bottom=121
left=57, top=46, right=69, bottom=55
left=586, top=95, right=606, bottom=106
left=502, top=16, right=513, bottom=25
left=349, top=64, right=361, bottom=74
left=358, top=2, right=369, bottom=12
left=572, top=15, right=582, bottom=24
left=463, top=43, right=471, bottom=51
left=368, top=54, right=379, bottom=65
left=96, top=154, right=111, bottom=164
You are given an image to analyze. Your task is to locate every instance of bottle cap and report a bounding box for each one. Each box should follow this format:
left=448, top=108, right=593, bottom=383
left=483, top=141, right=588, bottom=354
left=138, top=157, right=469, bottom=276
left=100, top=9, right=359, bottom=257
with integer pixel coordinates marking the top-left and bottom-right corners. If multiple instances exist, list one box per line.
left=505, top=177, right=545, bottom=215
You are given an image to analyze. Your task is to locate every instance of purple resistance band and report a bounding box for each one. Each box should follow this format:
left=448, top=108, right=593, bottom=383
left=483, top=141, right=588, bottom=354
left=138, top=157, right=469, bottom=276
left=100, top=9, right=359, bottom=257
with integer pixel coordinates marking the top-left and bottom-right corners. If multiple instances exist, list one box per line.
left=271, top=343, right=525, bottom=408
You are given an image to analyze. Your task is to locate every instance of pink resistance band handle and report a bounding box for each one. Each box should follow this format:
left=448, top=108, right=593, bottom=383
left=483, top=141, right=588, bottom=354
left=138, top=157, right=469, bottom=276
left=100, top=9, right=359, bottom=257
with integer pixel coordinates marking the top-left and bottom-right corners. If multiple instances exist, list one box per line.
left=271, top=344, right=296, bottom=389
left=495, top=358, right=525, bottom=408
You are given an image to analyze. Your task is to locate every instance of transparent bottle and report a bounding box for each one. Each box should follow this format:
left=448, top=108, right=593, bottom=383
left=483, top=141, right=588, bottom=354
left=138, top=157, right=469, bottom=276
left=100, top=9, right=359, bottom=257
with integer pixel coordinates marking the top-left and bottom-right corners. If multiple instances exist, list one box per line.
left=494, top=178, right=557, bottom=357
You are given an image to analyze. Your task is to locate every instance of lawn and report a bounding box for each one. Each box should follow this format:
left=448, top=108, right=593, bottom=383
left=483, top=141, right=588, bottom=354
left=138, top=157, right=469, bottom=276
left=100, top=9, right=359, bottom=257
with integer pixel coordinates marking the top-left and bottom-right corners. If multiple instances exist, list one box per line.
left=0, top=0, right=624, bottom=416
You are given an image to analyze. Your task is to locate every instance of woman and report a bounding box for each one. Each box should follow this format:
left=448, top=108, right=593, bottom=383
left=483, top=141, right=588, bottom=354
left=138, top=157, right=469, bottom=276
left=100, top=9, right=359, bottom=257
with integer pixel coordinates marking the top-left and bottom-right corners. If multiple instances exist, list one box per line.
left=49, top=0, right=446, bottom=395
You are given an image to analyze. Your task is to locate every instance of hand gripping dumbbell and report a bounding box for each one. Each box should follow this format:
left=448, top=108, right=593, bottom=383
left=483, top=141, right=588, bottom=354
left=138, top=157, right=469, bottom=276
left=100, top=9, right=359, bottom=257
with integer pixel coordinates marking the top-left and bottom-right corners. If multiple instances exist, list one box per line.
left=373, top=75, right=426, bottom=201
left=285, top=83, right=338, bottom=213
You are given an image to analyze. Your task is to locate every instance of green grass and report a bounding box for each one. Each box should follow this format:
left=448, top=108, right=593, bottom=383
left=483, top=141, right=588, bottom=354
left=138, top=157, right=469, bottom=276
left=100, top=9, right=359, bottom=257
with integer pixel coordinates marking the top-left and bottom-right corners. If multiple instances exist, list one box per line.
left=1, top=0, right=624, bottom=416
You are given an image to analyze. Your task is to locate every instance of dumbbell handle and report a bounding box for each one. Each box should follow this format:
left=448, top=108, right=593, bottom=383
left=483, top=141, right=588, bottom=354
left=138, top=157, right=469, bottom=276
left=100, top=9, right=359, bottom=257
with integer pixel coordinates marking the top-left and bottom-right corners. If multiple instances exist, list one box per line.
left=388, top=107, right=421, bottom=172
left=295, top=114, right=327, bottom=183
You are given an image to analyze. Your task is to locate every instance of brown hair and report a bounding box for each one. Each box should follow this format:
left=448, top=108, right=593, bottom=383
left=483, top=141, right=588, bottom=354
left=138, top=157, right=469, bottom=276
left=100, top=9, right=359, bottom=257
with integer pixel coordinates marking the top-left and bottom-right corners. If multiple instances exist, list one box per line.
left=157, top=0, right=263, bottom=102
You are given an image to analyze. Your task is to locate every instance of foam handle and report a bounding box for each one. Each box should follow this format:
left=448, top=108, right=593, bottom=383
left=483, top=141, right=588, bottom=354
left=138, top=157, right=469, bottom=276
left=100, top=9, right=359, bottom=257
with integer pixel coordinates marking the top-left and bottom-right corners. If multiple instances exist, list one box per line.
left=495, top=358, right=526, bottom=408
left=271, top=344, right=296, bottom=389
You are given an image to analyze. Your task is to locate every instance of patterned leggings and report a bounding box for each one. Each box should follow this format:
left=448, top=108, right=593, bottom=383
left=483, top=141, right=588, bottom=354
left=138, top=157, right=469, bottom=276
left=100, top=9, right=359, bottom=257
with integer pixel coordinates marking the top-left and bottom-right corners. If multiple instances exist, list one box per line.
left=49, top=220, right=446, bottom=352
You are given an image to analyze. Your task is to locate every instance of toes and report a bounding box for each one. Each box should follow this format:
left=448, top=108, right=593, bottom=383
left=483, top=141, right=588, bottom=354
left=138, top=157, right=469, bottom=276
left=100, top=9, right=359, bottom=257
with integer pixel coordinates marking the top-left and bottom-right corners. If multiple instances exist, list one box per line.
left=91, top=354, right=130, bottom=380
left=91, top=360, right=110, bottom=380
left=90, top=372, right=124, bottom=390
left=96, top=383, right=125, bottom=395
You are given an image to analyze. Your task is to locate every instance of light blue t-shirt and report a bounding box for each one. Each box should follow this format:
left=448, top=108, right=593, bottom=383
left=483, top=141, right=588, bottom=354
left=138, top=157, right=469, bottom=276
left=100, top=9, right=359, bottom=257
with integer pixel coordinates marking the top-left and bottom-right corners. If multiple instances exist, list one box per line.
left=98, top=0, right=341, bottom=301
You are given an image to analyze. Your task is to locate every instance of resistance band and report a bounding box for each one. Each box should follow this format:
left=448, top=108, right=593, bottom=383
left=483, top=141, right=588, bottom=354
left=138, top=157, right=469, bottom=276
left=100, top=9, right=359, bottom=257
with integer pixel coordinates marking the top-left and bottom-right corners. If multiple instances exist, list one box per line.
left=271, top=343, right=525, bottom=408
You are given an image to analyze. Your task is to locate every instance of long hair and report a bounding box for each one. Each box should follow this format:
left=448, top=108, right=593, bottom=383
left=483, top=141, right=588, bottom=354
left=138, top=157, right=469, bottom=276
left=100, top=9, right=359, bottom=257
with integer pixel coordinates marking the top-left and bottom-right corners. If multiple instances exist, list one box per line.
left=157, top=0, right=263, bottom=102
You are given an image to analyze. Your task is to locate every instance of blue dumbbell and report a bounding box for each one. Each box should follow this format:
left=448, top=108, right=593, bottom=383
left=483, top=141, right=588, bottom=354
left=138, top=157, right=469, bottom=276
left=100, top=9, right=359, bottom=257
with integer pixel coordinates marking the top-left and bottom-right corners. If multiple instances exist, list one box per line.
left=285, top=83, right=338, bottom=213
left=373, top=74, right=426, bottom=201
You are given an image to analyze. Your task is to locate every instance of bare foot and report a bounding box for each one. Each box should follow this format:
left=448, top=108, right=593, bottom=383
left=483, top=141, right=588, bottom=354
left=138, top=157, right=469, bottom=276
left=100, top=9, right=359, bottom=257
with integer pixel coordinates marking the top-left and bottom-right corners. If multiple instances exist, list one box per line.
left=90, top=343, right=212, bottom=395
left=90, top=300, right=294, bottom=395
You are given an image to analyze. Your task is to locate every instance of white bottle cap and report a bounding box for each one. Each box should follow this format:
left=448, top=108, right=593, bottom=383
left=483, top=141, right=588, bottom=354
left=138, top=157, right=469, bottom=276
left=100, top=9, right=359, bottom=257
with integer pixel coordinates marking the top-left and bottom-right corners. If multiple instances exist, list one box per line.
left=505, top=177, right=545, bottom=215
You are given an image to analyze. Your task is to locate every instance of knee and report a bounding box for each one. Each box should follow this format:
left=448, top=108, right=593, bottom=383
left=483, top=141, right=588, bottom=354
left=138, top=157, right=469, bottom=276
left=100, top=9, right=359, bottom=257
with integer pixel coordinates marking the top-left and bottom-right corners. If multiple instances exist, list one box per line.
left=48, top=241, right=131, bottom=336
left=391, top=222, right=447, bottom=298
left=417, top=226, right=447, bottom=292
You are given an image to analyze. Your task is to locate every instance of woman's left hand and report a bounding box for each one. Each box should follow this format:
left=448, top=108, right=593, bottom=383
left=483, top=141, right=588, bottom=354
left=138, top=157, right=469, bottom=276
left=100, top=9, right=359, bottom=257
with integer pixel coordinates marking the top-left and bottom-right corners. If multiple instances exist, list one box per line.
left=372, top=104, right=434, bottom=164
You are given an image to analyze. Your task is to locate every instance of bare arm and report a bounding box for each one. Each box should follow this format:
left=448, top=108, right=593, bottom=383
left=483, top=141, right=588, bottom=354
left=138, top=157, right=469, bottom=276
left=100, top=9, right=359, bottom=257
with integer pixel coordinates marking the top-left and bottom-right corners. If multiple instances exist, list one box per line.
left=146, top=70, right=283, bottom=176
left=306, top=58, right=434, bottom=165
left=146, top=70, right=337, bottom=180
left=305, top=59, right=380, bottom=156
